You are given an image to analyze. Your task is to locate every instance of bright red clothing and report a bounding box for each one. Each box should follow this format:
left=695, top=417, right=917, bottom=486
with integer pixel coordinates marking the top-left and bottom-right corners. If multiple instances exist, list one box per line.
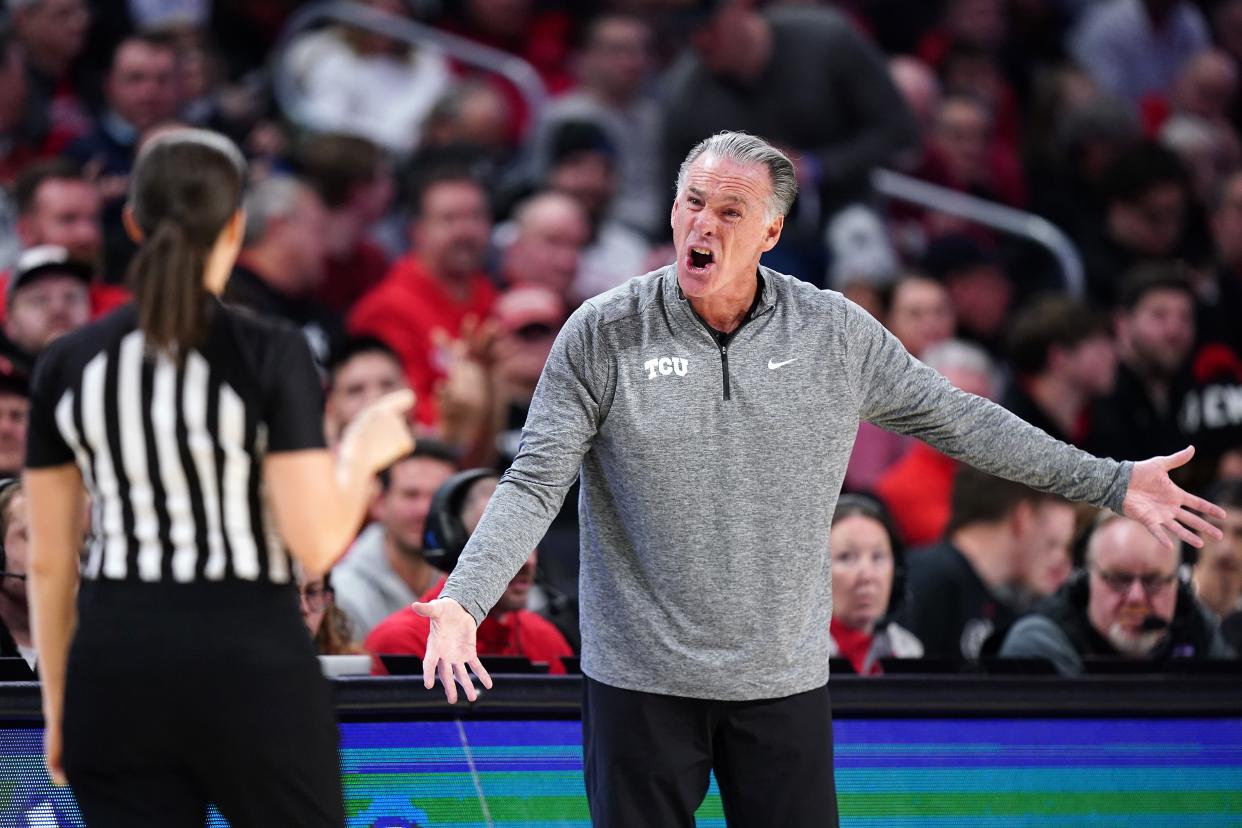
left=874, top=441, right=958, bottom=547
left=89, top=283, right=132, bottom=318
left=314, top=238, right=390, bottom=314
left=348, top=255, right=497, bottom=425
left=364, top=578, right=572, bottom=675
left=830, top=618, right=877, bottom=675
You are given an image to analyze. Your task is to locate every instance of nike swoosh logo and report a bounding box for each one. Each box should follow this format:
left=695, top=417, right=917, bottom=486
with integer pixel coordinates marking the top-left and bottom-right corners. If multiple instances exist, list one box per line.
left=768, top=358, right=798, bottom=370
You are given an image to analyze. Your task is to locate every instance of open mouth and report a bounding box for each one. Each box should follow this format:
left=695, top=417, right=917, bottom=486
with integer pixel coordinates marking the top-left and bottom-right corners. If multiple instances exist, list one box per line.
left=687, top=246, right=715, bottom=272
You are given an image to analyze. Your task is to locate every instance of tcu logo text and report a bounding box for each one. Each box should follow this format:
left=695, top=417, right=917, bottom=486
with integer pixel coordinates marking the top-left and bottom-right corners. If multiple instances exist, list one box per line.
left=643, top=357, right=689, bottom=378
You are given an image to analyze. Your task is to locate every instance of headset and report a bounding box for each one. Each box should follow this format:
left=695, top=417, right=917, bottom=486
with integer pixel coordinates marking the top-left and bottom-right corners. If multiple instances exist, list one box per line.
left=0, top=477, right=23, bottom=581
left=422, top=468, right=498, bottom=573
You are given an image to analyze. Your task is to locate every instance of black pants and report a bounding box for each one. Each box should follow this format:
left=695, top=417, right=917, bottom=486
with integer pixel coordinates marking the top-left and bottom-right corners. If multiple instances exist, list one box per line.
left=61, top=581, right=344, bottom=828
left=582, top=677, right=839, bottom=828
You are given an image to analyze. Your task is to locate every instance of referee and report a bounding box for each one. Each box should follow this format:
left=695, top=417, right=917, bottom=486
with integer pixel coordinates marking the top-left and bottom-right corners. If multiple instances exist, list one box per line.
left=24, top=129, right=413, bottom=826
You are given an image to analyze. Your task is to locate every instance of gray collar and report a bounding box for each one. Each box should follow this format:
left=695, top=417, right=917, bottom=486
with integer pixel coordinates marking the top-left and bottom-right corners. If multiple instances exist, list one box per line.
left=665, top=266, right=777, bottom=323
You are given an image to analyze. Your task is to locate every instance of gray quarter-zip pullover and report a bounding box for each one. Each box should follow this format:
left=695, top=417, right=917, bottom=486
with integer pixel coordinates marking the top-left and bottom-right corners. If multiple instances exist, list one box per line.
left=442, top=266, right=1131, bottom=701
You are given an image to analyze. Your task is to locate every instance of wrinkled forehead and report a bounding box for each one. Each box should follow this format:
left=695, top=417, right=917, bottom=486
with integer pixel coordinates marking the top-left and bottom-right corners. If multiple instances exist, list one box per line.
left=1092, top=523, right=1178, bottom=573
left=35, top=178, right=99, bottom=211
left=682, top=155, right=773, bottom=207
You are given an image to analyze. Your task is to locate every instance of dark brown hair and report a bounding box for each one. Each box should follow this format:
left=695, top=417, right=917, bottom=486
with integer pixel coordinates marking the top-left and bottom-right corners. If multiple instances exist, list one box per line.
left=312, top=571, right=362, bottom=656
left=297, top=133, right=385, bottom=209
left=126, top=129, right=246, bottom=357
left=1007, top=294, right=1111, bottom=377
left=1117, top=261, right=1195, bottom=312
left=14, top=158, right=87, bottom=216
left=946, top=466, right=1066, bottom=535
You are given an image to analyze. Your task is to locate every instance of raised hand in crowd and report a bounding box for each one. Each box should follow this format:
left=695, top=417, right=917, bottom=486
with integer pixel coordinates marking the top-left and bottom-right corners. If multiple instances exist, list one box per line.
left=432, top=317, right=501, bottom=465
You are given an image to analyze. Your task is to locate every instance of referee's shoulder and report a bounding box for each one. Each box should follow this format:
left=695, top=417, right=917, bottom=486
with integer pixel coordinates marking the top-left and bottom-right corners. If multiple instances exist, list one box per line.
left=217, top=301, right=303, bottom=341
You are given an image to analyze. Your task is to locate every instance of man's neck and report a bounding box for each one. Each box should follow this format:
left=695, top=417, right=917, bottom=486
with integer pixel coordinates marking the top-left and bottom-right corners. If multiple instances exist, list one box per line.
left=384, top=534, right=441, bottom=596
left=1028, top=373, right=1087, bottom=437
left=687, top=270, right=760, bottom=333
left=324, top=209, right=362, bottom=258
left=238, top=249, right=301, bottom=298
left=421, top=258, right=473, bottom=304
left=585, top=80, right=637, bottom=110
left=27, top=52, right=68, bottom=81
left=0, top=325, right=37, bottom=361
left=0, top=594, right=30, bottom=648
left=1192, top=569, right=1237, bottom=619
left=1120, top=351, right=1172, bottom=412
left=949, top=525, right=1018, bottom=591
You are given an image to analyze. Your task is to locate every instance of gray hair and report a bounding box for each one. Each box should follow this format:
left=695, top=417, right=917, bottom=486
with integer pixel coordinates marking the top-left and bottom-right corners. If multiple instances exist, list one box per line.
left=243, top=175, right=309, bottom=244
left=1159, top=113, right=1218, bottom=157
left=675, top=132, right=798, bottom=220
left=922, top=339, right=998, bottom=396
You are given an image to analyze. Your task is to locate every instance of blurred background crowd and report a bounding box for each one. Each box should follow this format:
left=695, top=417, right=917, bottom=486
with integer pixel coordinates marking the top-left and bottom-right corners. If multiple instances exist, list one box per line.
left=0, top=0, right=1239, bottom=679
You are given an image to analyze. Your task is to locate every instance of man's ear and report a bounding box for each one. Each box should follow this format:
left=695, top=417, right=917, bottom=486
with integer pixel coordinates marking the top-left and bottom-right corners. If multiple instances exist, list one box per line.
left=761, top=213, right=784, bottom=253
left=122, top=205, right=144, bottom=244
left=226, top=209, right=246, bottom=246
left=367, top=481, right=385, bottom=524
left=1010, top=500, right=1034, bottom=538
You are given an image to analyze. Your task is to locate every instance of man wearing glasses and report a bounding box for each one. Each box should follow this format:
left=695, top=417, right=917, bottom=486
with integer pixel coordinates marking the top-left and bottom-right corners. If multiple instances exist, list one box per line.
left=1000, top=513, right=1233, bottom=674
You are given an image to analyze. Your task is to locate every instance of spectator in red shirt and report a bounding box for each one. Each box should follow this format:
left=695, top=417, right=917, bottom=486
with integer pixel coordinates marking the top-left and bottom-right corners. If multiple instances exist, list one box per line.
left=350, top=167, right=498, bottom=427
left=2, top=159, right=129, bottom=321
left=368, top=555, right=572, bottom=675
left=0, top=26, right=72, bottom=186
left=10, top=0, right=94, bottom=151
left=876, top=339, right=998, bottom=546
left=366, top=472, right=572, bottom=673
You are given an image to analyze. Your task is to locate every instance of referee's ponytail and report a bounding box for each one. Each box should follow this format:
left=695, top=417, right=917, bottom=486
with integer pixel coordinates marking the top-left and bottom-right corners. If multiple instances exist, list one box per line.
left=125, top=128, right=247, bottom=359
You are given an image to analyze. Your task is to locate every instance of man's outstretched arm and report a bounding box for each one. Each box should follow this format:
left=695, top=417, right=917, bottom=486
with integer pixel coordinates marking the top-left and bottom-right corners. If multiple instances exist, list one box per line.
left=418, top=302, right=612, bottom=702
left=842, top=300, right=1224, bottom=547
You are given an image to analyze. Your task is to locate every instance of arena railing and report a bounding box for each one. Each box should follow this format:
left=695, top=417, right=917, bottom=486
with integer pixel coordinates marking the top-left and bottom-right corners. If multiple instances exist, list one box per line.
left=268, top=0, right=550, bottom=141
left=872, top=167, right=1086, bottom=298
left=1, top=673, right=1239, bottom=721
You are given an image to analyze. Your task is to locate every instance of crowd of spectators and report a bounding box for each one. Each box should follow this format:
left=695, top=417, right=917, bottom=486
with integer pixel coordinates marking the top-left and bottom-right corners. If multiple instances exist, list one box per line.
left=0, top=0, right=1239, bottom=677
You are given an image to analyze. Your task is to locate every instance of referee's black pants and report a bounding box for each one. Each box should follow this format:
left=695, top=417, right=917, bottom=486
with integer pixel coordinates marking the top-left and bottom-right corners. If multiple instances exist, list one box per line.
left=60, top=581, right=345, bottom=828
left=582, top=677, right=840, bottom=828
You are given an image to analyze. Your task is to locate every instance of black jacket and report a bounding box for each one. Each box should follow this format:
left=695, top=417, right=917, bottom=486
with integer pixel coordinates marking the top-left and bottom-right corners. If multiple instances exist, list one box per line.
left=1030, top=571, right=1223, bottom=664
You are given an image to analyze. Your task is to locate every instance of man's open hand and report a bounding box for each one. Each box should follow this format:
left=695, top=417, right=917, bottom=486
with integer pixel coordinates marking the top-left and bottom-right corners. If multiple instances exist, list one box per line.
left=412, top=597, right=494, bottom=704
left=1122, top=446, right=1226, bottom=550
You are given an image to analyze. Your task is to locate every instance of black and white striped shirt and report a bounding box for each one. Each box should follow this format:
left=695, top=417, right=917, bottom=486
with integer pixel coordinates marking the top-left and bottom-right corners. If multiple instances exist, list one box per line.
left=26, top=302, right=325, bottom=585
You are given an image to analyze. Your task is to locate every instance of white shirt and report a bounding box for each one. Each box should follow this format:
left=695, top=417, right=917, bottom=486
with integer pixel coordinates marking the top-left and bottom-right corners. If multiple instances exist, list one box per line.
left=1070, top=0, right=1209, bottom=107
left=284, top=29, right=452, bottom=154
